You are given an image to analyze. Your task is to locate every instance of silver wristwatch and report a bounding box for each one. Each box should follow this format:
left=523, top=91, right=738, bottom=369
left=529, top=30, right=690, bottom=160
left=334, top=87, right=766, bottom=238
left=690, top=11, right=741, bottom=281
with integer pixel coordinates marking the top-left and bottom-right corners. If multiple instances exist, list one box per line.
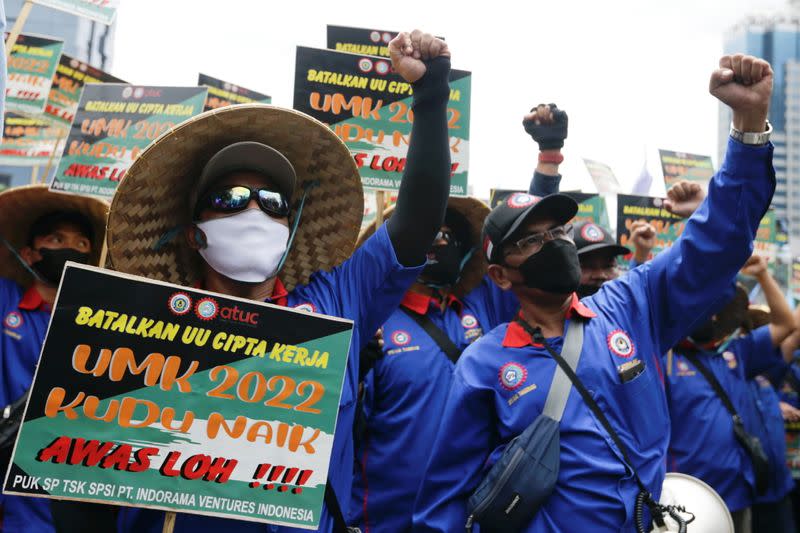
left=729, top=121, right=772, bottom=145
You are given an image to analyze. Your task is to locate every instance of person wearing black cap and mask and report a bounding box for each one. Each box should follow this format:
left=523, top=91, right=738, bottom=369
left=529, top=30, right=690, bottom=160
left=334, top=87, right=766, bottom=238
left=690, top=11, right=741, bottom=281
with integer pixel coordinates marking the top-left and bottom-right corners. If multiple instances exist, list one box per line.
left=349, top=104, right=570, bottom=533
left=413, top=53, right=778, bottom=533
left=0, top=185, right=107, bottom=533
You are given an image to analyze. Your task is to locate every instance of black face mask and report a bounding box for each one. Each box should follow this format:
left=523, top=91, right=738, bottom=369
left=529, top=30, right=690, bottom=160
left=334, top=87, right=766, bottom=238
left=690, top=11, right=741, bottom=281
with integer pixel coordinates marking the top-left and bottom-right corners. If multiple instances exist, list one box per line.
left=515, top=239, right=581, bottom=294
left=32, top=248, right=90, bottom=285
left=420, top=242, right=464, bottom=287
left=577, top=283, right=602, bottom=298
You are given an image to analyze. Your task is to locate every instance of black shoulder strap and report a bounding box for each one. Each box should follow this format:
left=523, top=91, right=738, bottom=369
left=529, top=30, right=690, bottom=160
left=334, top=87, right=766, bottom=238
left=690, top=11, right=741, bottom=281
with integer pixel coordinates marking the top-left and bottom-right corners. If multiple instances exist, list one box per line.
left=325, top=480, right=356, bottom=533
left=514, top=317, right=649, bottom=495
left=683, top=352, right=741, bottom=422
left=400, top=307, right=462, bottom=363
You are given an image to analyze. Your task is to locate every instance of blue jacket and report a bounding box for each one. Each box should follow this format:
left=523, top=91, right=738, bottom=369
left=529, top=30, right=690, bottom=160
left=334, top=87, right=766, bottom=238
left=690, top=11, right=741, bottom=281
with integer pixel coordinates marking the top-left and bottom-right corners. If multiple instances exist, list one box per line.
left=350, top=279, right=517, bottom=532
left=746, top=375, right=795, bottom=503
left=665, top=326, right=784, bottom=512
left=412, top=138, right=775, bottom=532
left=0, top=279, right=54, bottom=533
left=117, top=225, right=423, bottom=533
left=349, top=170, right=556, bottom=532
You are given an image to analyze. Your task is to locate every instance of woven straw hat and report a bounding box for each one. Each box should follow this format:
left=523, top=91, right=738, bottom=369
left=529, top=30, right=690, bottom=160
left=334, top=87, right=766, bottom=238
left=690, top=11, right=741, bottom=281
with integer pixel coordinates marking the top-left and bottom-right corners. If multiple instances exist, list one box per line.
left=0, top=185, right=108, bottom=286
left=356, top=197, right=490, bottom=298
left=106, top=105, right=363, bottom=290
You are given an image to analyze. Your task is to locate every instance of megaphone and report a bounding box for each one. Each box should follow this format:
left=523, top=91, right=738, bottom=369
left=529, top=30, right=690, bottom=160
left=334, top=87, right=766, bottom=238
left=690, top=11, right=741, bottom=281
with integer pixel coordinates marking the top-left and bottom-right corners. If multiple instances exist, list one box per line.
left=651, top=473, right=734, bottom=533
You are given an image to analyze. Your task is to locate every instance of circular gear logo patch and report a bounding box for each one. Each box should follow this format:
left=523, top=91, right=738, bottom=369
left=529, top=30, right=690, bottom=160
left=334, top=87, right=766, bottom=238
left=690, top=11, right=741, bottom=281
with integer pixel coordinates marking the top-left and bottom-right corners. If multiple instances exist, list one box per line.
left=607, top=329, right=635, bottom=358
left=168, top=292, right=192, bottom=316
left=461, top=314, right=479, bottom=329
left=4, top=311, right=23, bottom=329
left=195, top=297, right=219, bottom=321
left=293, top=302, right=317, bottom=314
left=392, top=330, right=411, bottom=346
left=506, top=193, right=538, bottom=209
left=581, top=223, right=605, bottom=242
left=358, top=58, right=373, bottom=73
left=499, top=362, right=527, bottom=391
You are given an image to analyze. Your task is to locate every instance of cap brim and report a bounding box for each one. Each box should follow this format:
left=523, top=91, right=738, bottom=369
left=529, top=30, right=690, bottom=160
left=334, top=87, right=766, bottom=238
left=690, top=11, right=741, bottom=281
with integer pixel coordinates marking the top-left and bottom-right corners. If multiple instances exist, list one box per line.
left=501, top=194, right=578, bottom=244
left=577, top=242, right=630, bottom=256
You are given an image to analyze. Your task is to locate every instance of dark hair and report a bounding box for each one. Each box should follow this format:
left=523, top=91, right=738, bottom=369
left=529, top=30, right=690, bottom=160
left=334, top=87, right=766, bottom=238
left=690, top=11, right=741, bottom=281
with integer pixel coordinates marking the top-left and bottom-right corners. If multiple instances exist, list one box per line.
left=27, top=211, right=94, bottom=246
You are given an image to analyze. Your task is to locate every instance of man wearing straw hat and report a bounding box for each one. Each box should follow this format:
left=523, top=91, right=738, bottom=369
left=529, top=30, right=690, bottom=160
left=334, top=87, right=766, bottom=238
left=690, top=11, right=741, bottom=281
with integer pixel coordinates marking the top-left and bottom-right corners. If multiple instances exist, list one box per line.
left=103, top=30, right=452, bottom=533
left=0, top=185, right=107, bottom=533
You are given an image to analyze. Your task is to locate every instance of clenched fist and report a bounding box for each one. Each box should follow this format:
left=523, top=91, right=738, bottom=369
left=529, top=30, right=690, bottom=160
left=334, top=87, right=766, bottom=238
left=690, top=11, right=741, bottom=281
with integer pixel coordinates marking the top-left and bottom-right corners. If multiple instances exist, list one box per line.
left=710, top=54, right=773, bottom=132
left=523, top=103, right=568, bottom=150
left=740, top=254, right=768, bottom=279
left=389, top=30, right=450, bottom=84
left=630, top=220, right=656, bottom=264
left=664, top=180, right=705, bottom=219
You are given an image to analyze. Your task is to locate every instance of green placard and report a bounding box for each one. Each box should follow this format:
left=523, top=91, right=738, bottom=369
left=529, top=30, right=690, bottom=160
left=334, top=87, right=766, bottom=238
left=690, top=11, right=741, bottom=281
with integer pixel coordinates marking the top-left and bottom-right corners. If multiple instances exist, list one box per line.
left=49, top=84, right=208, bottom=198
left=198, top=73, right=272, bottom=112
left=6, top=33, right=64, bottom=115
left=32, top=0, right=119, bottom=25
left=616, top=194, right=685, bottom=257
left=4, top=264, right=353, bottom=529
left=0, top=112, right=65, bottom=166
left=753, top=209, right=786, bottom=271
left=293, top=46, right=470, bottom=196
left=45, top=53, right=125, bottom=128
left=659, top=149, right=714, bottom=189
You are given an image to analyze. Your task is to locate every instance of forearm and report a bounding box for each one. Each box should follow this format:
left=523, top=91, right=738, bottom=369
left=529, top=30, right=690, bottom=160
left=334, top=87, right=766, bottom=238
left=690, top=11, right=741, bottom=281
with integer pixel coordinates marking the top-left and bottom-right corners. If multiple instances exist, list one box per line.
left=529, top=166, right=562, bottom=197
left=386, top=57, right=451, bottom=266
left=757, top=271, right=795, bottom=345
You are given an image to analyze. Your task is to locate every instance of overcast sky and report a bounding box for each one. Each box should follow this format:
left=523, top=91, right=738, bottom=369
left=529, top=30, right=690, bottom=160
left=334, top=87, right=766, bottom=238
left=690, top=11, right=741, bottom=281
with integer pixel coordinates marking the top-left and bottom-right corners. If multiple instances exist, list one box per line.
left=113, top=0, right=792, bottom=199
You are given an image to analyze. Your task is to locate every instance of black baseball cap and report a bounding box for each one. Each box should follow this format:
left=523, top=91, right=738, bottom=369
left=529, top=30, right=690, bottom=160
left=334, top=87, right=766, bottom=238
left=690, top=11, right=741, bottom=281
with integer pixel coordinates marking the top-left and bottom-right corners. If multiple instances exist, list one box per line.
left=482, top=192, right=578, bottom=263
left=573, top=220, right=630, bottom=257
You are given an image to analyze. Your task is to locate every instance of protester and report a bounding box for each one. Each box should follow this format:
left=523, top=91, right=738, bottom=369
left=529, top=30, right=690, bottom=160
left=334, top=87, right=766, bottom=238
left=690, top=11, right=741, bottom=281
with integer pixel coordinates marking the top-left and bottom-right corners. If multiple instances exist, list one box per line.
left=665, top=255, right=795, bottom=533
left=349, top=103, right=581, bottom=532
left=412, top=54, right=776, bottom=532
left=744, top=305, right=797, bottom=533
left=98, top=29, right=451, bottom=533
left=0, top=185, right=108, bottom=533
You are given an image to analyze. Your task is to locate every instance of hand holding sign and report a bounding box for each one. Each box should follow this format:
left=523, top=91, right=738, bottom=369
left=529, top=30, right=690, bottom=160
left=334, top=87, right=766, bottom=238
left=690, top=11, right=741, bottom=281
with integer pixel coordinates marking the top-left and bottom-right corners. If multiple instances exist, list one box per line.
left=664, top=180, right=705, bottom=219
left=389, top=29, right=450, bottom=83
left=710, top=54, right=772, bottom=132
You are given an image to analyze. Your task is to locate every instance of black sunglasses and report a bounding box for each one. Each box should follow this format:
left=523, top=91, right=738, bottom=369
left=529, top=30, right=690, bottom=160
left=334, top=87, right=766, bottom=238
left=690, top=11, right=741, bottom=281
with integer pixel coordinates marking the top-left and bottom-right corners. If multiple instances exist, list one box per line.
left=195, top=185, right=290, bottom=219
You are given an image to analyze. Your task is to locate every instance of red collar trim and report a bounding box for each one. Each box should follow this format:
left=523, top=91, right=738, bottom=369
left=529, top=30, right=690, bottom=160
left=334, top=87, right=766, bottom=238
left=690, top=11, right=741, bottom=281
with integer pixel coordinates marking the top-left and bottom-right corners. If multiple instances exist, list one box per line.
left=18, top=285, right=47, bottom=311
left=401, top=290, right=462, bottom=315
left=194, top=278, right=289, bottom=307
left=502, top=293, right=596, bottom=348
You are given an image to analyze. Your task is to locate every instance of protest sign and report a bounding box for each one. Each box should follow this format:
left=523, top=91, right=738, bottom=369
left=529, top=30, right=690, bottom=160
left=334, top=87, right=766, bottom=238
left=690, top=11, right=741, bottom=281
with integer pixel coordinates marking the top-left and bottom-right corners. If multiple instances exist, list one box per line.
left=583, top=159, right=620, bottom=194
left=3, top=264, right=354, bottom=529
left=658, top=149, right=714, bottom=189
left=293, top=46, right=470, bottom=196
left=6, top=33, right=64, bottom=115
left=793, top=258, right=800, bottom=303
left=49, top=84, right=208, bottom=198
left=31, top=0, right=120, bottom=24
left=489, top=189, right=609, bottom=228
left=0, top=112, right=65, bottom=166
left=753, top=209, right=787, bottom=269
left=198, top=74, right=272, bottom=112
left=327, top=25, right=396, bottom=58
left=45, top=53, right=125, bottom=128
left=616, top=194, right=685, bottom=257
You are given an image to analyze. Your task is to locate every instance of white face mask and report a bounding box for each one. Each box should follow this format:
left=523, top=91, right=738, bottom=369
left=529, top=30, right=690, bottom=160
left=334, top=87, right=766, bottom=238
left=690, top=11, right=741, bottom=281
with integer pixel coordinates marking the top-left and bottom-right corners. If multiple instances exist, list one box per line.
left=195, top=208, right=290, bottom=283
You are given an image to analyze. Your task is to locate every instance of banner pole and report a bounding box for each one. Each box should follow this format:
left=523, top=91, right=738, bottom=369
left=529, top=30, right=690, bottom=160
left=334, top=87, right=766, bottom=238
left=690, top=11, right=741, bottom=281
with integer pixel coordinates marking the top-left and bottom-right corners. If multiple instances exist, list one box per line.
left=5, top=1, right=33, bottom=62
left=41, top=133, right=63, bottom=184
left=162, top=511, right=176, bottom=533
left=375, top=190, right=385, bottom=229
left=29, top=165, right=39, bottom=185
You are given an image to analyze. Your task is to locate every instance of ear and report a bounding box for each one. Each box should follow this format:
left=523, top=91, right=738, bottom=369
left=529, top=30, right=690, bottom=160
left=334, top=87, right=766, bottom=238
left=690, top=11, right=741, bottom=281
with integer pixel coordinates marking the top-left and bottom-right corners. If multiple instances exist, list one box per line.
left=18, top=246, right=39, bottom=266
left=184, top=225, right=206, bottom=250
left=487, top=263, right=514, bottom=291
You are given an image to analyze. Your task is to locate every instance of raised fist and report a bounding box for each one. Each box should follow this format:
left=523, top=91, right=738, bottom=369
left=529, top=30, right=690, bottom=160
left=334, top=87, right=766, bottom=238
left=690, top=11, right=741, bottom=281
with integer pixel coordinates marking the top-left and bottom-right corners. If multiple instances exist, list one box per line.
left=740, top=254, right=768, bottom=278
left=523, top=103, right=568, bottom=150
left=664, top=180, right=705, bottom=219
left=389, top=30, right=450, bottom=84
left=710, top=54, right=773, bottom=132
left=630, top=220, right=656, bottom=263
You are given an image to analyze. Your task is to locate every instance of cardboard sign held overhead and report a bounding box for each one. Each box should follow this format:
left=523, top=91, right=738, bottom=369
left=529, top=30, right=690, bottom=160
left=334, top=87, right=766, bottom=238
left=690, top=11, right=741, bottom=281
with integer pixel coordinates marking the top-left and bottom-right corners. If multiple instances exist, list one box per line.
left=4, top=264, right=354, bottom=529
left=293, top=46, right=470, bottom=196
left=198, top=74, right=272, bottom=112
left=5, top=33, right=64, bottom=115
